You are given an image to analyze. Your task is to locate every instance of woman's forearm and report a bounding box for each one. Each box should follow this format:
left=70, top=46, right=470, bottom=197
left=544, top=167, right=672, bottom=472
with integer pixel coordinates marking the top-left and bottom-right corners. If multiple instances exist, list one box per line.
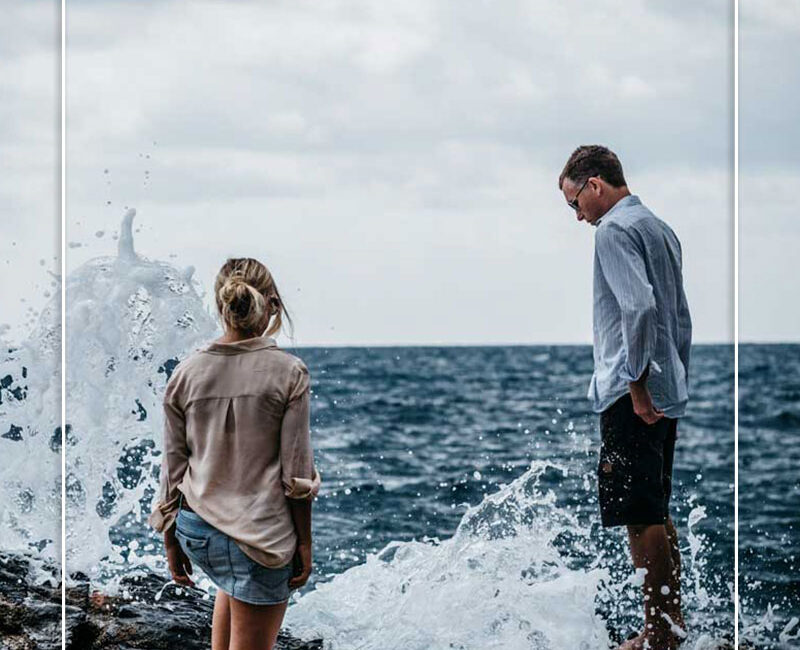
left=287, top=498, right=312, bottom=544
left=163, top=522, right=178, bottom=548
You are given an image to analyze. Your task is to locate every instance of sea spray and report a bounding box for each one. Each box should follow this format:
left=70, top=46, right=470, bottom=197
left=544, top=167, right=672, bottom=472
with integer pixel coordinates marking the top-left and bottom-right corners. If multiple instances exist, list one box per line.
left=284, top=462, right=611, bottom=650
left=63, top=209, right=216, bottom=578
left=740, top=606, right=800, bottom=650
left=285, top=464, right=728, bottom=650
left=0, top=281, right=61, bottom=568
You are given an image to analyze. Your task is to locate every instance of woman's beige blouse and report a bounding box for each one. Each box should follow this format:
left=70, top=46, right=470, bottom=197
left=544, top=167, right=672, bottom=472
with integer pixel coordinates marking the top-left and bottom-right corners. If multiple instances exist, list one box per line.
left=148, top=336, right=321, bottom=568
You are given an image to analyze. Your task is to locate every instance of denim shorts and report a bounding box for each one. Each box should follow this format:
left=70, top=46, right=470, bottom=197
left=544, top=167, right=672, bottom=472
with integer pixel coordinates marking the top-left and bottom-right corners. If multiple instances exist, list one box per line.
left=175, top=508, right=292, bottom=605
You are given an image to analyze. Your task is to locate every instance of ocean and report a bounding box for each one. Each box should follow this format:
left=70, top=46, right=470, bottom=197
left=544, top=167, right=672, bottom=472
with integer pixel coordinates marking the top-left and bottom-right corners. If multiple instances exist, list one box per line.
left=739, top=344, right=800, bottom=647
left=278, top=344, right=736, bottom=648
left=9, top=212, right=797, bottom=648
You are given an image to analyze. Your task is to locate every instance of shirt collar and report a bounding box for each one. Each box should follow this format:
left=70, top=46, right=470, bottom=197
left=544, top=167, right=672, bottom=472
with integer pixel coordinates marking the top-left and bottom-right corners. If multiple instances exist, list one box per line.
left=594, top=194, right=640, bottom=227
left=203, top=335, right=278, bottom=355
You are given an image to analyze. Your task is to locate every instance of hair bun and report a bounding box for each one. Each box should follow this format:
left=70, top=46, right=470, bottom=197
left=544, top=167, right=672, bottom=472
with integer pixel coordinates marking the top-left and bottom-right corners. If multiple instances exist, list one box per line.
left=214, top=257, right=289, bottom=336
left=218, top=275, right=266, bottom=333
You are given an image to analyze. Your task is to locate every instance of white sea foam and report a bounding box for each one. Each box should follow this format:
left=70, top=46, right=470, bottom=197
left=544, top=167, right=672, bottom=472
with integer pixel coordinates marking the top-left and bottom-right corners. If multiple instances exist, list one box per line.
left=0, top=269, right=61, bottom=565
left=740, top=605, right=800, bottom=649
left=286, top=461, right=613, bottom=650
left=285, top=462, right=730, bottom=650
left=62, top=209, right=216, bottom=578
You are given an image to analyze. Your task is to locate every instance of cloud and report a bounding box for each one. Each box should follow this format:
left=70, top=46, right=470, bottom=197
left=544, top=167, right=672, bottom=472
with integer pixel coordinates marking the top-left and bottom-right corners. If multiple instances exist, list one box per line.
left=0, top=0, right=740, bottom=343
left=738, top=1, right=800, bottom=341
left=740, top=2, right=800, bottom=170
left=0, top=1, right=60, bottom=341
left=740, top=171, right=800, bottom=342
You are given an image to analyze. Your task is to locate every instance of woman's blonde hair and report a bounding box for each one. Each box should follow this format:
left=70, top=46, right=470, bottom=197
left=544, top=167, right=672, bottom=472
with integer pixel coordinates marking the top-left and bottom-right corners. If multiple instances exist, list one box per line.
left=214, top=257, right=290, bottom=337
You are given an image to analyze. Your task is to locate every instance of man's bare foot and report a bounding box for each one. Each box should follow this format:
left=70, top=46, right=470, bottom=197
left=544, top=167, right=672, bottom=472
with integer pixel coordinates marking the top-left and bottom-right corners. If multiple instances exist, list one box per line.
left=661, top=612, right=688, bottom=644
left=617, top=629, right=679, bottom=650
left=617, top=632, right=647, bottom=650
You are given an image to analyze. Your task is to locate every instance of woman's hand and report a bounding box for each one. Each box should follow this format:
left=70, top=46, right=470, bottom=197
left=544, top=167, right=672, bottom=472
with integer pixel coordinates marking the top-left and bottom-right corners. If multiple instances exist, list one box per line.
left=289, top=541, right=312, bottom=590
left=287, top=497, right=313, bottom=589
left=164, top=530, right=194, bottom=587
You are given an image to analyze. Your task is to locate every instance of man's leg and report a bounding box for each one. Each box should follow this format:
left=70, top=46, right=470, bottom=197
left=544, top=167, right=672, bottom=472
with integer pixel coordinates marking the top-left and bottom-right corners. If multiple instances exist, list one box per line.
left=622, top=524, right=677, bottom=650
left=664, top=518, right=684, bottom=628
left=599, top=398, right=683, bottom=648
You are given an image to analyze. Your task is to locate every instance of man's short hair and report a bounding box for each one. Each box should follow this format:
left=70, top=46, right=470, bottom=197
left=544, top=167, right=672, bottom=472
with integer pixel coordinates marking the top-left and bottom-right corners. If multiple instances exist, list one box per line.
left=558, top=145, right=627, bottom=189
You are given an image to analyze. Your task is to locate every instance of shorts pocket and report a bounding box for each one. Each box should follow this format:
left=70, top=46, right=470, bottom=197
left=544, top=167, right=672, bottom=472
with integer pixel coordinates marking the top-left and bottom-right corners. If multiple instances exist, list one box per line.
left=175, top=529, right=211, bottom=567
left=250, top=563, right=290, bottom=581
left=597, top=449, right=635, bottom=525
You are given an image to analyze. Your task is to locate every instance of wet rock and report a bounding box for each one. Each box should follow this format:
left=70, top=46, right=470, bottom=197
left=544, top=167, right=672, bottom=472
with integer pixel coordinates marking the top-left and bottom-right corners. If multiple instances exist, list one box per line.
left=0, top=551, right=322, bottom=650
left=0, top=552, right=61, bottom=650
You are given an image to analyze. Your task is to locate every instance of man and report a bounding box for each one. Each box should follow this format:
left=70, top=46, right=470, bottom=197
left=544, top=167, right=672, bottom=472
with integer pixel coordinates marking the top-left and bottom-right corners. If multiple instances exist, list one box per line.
left=559, top=145, right=692, bottom=650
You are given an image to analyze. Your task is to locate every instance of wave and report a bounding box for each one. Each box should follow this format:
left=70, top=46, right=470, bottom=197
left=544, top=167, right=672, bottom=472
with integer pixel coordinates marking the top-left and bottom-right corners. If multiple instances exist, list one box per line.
left=285, top=462, right=724, bottom=650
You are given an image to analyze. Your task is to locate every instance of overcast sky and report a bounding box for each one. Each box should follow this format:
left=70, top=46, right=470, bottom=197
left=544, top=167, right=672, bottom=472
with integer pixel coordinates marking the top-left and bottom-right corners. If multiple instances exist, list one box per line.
left=5, top=0, right=780, bottom=346
left=740, top=1, right=800, bottom=342
left=1, top=1, right=60, bottom=341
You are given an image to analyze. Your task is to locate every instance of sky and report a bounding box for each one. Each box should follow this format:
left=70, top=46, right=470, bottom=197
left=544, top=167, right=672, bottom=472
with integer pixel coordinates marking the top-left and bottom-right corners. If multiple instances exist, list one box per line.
left=0, top=2, right=60, bottom=340
left=740, top=1, right=800, bottom=342
left=2, top=0, right=767, bottom=346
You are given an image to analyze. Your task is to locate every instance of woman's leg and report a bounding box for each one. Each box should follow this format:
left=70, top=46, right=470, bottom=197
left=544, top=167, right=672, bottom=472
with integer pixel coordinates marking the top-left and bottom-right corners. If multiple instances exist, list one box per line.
left=211, top=591, right=232, bottom=650
left=228, top=597, right=288, bottom=650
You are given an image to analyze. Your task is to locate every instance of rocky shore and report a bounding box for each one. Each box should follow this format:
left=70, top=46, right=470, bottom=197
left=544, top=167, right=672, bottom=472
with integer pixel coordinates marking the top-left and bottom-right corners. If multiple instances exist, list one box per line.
left=0, top=551, right=321, bottom=650
left=3, top=549, right=752, bottom=649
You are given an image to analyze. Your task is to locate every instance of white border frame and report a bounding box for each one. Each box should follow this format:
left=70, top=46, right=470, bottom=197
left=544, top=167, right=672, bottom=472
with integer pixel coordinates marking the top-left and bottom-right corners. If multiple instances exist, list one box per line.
left=60, top=0, right=67, bottom=646
left=56, top=2, right=742, bottom=647
left=733, top=0, right=740, bottom=647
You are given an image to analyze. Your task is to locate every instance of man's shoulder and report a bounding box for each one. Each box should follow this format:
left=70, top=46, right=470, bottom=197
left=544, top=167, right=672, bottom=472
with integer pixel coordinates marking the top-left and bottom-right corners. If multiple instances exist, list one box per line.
left=604, top=201, right=673, bottom=237
left=612, top=199, right=657, bottom=224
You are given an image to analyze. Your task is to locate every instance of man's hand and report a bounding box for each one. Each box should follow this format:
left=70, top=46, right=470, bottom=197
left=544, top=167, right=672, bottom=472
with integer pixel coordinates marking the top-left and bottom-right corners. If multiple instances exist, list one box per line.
left=164, top=530, right=194, bottom=587
left=630, top=374, right=664, bottom=425
left=289, top=541, right=312, bottom=590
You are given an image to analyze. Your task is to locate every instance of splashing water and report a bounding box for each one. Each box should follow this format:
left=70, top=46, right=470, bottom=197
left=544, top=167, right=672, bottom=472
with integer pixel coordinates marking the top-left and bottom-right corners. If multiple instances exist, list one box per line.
left=286, top=461, right=612, bottom=649
left=2, top=209, right=735, bottom=648
left=0, top=275, right=61, bottom=568
left=285, top=460, right=730, bottom=650
left=63, top=209, right=216, bottom=578
left=740, top=607, right=800, bottom=649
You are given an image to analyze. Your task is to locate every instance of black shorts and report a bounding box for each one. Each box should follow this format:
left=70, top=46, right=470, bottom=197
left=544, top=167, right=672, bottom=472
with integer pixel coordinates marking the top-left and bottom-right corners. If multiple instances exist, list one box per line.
left=598, top=393, right=677, bottom=528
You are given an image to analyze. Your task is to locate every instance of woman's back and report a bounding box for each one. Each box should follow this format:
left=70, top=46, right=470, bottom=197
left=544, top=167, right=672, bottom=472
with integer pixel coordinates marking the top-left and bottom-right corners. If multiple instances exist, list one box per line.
left=151, top=335, right=319, bottom=568
left=150, top=257, right=318, bottom=650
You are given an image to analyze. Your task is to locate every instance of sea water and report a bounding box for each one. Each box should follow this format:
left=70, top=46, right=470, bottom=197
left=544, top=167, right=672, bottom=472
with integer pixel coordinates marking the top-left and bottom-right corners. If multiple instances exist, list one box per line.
left=284, top=344, right=735, bottom=649
left=0, top=210, right=747, bottom=648
left=739, top=345, right=800, bottom=648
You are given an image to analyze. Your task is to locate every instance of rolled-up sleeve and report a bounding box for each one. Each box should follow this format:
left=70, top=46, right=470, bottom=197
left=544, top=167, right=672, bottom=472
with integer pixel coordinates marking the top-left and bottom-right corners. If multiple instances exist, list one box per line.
left=595, top=224, right=658, bottom=383
left=148, top=379, right=189, bottom=533
left=280, top=363, right=321, bottom=500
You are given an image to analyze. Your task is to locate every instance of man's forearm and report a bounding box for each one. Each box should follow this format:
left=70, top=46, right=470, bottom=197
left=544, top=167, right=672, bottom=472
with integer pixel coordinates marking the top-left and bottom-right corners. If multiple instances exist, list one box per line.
left=630, top=364, right=650, bottom=389
left=288, top=498, right=312, bottom=544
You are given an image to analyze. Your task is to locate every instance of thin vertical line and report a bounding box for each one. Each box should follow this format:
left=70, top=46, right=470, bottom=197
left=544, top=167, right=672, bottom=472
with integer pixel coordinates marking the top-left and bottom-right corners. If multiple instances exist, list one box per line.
left=733, top=0, right=740, bottom=646
left=60, top=0, right=67, bottom=648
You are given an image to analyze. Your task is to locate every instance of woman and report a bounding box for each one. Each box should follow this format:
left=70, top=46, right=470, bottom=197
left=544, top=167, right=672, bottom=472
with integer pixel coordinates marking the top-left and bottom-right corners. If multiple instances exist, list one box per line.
left=149, top=257, right=321, bottom=650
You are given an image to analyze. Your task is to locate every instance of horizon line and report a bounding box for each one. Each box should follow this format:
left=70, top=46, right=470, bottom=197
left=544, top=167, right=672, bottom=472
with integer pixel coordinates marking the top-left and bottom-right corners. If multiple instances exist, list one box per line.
left=280, top=339, right=748, bottom=349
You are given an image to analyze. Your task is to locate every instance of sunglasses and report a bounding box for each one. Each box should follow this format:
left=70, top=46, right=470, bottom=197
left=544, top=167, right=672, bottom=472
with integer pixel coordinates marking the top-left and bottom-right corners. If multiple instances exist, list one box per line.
left=567, top=178, right=590, bottom=212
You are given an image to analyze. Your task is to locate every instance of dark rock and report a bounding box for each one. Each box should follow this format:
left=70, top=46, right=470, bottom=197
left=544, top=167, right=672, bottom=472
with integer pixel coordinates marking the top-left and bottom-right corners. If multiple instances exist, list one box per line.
left=0, top=551, right=323, bottom=650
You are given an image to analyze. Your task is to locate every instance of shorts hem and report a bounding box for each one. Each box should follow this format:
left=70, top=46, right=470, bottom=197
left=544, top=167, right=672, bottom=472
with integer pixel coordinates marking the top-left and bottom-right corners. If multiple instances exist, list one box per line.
left=228, top=591, right=290, bottom=606
left=203, top=580, right=290, bottom=606
left=601, top=516, right=668, bottom=528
